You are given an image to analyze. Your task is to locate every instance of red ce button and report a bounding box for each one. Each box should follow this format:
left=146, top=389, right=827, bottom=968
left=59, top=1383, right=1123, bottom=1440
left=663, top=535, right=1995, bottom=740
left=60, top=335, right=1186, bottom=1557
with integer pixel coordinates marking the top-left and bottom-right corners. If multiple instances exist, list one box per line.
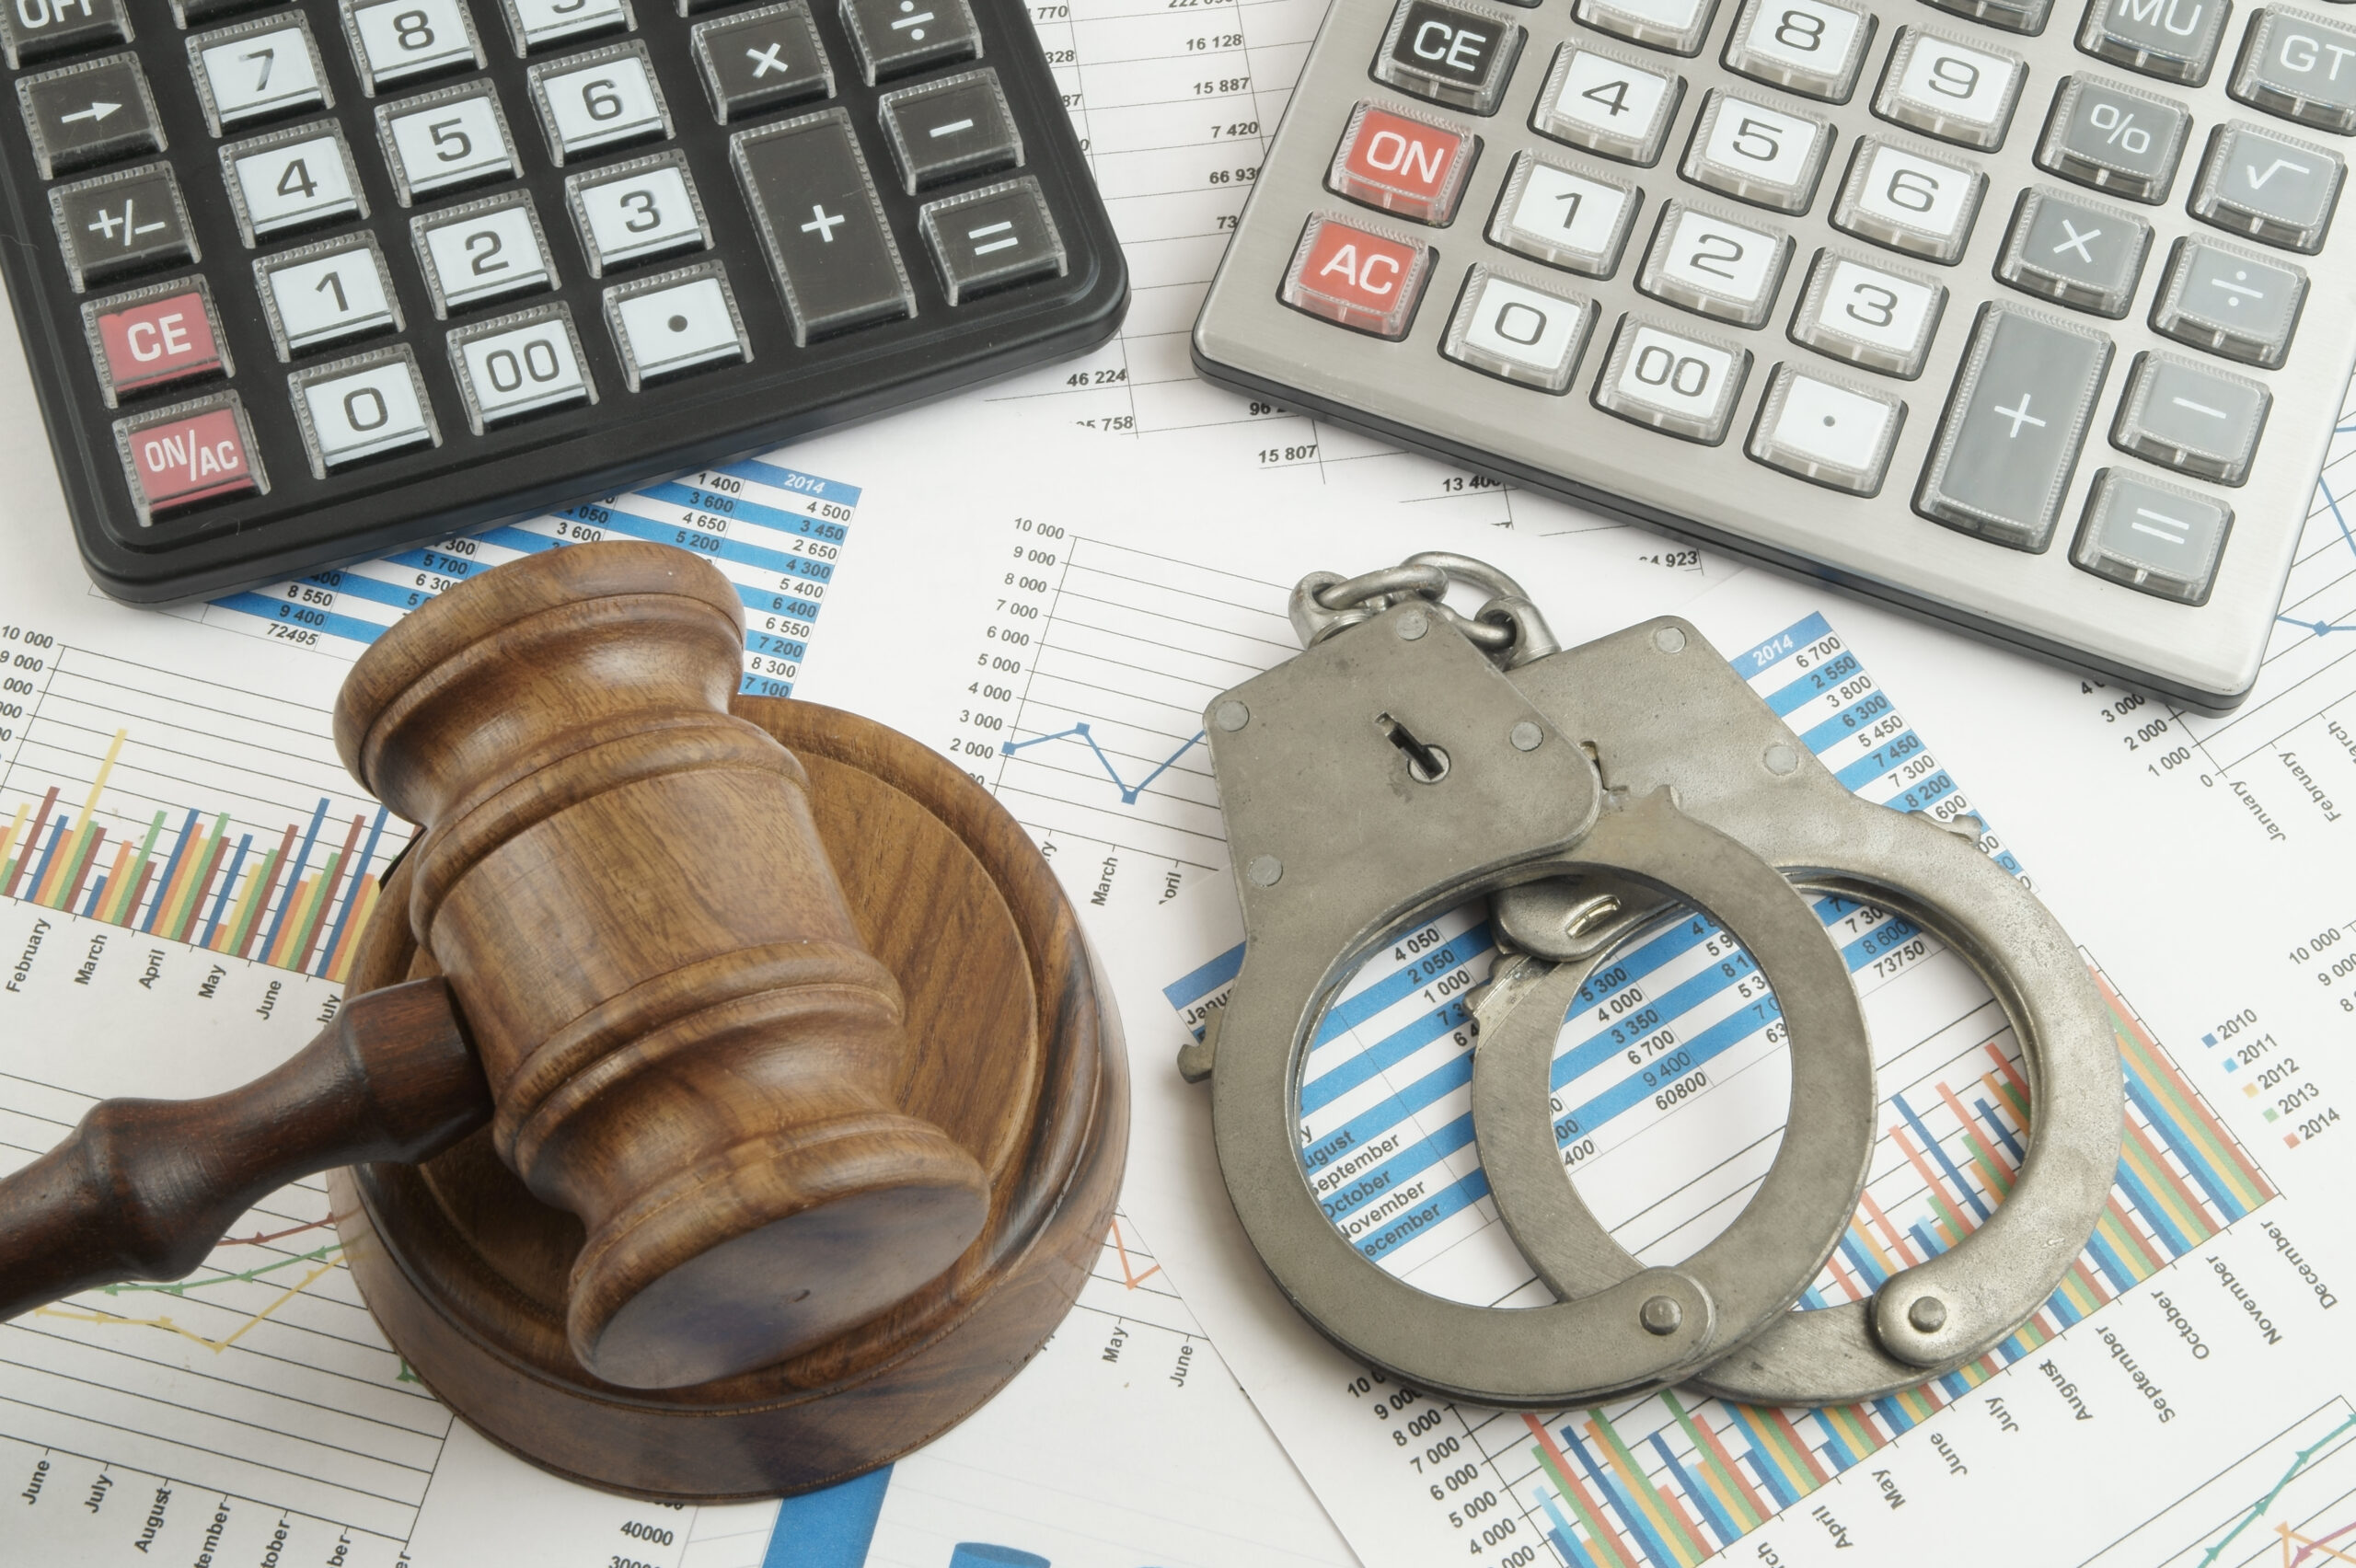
left=91, top=286, right=225, bottom=400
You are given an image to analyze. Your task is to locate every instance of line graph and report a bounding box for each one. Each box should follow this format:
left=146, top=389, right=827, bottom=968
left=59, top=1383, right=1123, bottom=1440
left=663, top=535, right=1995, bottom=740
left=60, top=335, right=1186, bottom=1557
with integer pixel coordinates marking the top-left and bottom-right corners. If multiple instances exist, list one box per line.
left=2082, top=1401, right=2356, bottom=1567
left=999, top=721, right=1207, bottom=805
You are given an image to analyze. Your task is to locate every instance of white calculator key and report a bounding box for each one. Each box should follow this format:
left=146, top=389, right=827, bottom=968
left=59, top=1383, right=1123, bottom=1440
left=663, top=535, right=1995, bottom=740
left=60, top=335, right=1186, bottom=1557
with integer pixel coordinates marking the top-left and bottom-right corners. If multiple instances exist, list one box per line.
left=1576, top=0, right=1719, bottom=56
left=1637, top=200, right=1793, bottom=326
left=225, top=128, right=362, bottom=242
left=606, top=264, right=749, bottom=387
left=414, top=194, right=554, bottom=312
left=532, top=44, right=668, bottom=160
left=1748, top=363, right=1904, bottom=491
left=256, top=236, right=400, bottom=354
left=1487, top=151, right=1640, bottom=276
left=451, top=307, right=593, bottom=427
left=1682, top=90, right=1832, bottom=212
left=1875, top=29, right=2024, bottom=149
left=1831, top=136, right=1986, bottom=262
left=1789, top=249, right=1946, bottom=376
left=569, top=153, right=708, bottom=272
left=1594, top=315, right=1750, bottom=441
left=193, top=19, right=326, bottom=131
left=347, top=0, right=481, bottom=90
left=380, top=86, right=516, bottom=202
left=1442, top=265, right=1595, bottom=392
left=502, top=0, right=632, bottom=51
left=1723, top=0, right=1874, bottom=101
left=294, top=349, right=437, bottom=471
left=1532, top=43, right=1682, bottom=165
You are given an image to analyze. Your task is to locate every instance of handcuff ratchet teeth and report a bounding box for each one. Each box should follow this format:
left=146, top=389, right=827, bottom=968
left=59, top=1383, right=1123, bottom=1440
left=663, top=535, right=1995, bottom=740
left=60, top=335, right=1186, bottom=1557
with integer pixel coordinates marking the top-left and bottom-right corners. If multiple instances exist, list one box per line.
left=1184, top=555, right=2123, bottom=1410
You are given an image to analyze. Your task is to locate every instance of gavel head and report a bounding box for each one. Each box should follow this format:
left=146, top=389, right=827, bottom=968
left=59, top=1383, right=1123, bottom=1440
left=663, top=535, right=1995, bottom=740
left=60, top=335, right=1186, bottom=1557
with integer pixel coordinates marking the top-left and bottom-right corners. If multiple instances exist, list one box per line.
left=332, top=541, right=989, bottom=1390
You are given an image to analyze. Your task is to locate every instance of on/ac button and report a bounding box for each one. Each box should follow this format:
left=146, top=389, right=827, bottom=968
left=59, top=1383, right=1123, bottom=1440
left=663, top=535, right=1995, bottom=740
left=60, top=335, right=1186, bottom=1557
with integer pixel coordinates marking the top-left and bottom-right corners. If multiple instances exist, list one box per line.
left=1329, top=101, right=1477, bottom=225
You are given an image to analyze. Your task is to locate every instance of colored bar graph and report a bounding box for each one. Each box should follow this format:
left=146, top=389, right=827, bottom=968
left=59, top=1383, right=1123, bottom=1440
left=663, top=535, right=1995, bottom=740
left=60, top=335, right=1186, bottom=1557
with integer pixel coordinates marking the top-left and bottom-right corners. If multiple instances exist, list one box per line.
left=1, top=725, right=406, bottom=986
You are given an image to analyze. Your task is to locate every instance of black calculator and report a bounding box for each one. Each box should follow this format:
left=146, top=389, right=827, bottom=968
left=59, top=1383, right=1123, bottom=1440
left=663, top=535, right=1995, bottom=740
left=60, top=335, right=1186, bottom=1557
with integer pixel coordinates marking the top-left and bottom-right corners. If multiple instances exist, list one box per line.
left=0, top=0, right=1124, bottom=602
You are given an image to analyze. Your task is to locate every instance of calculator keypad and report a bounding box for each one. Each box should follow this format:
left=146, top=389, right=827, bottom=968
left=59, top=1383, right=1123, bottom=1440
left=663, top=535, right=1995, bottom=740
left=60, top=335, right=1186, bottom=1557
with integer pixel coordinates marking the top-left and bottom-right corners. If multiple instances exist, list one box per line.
left=1917, top=305, right=2112, bottom=550
left=1375, top=0, right=1526, bottom=112
left=222, top=121, right=364, bottom=242
left=413, top=190, right=555, bottom=312
left=733, top=106, right=911, bottom=341
left=499, top=0, right=632, bottom=55
left=880, top=65, right=1019, bottom=192
left=290, top=344, right=438, bottom=470
left=1532, top=41, right=1681, bottom=161
left=84, top=276, right=227, bottom=401
left=1281, top=213, right=1432, bottom=336
left=2231, top=9, right=2356, bottom=134
left=1487, top=148, right=1640, bottom=274
left=0, top=0, right=131, bottom=71
left=529, top=40, right=670, bottom=160
left=2037, top=77, right=2190, bottom=201
left=1442, top=263, right=1595, bottom=389
left=1747, top=362, right=1902, bottom=490
left=567, top=149, right=710, bottom=271
left=2189, top=121, right=2344, bottom=251
left=1682, top=89, right=1831, bottom=210
left=1595, top=314, right=1750, bottom=439
left=376, top=80, right=518, bottom=201
left=447, top=302, right=594, bottom=426
left=52, top=162, right=195, bottom=288
left=344, top=0, right=483, bottom=93
left=1636, top=199, right=1791, bottom=325
left=1720, top=0, right=1873, bottom=101
left=1994, top=187, right=2152, bottom=317
left=17, top=54, right=160, bottom=177
left=918, top=174, right=1063, bottom=302
left=189, top=16, right=329, bottom=133
left=692, top=0, right=831, bottom=121
left=2149, top=235, right=2306, bottom=364
left=2111, top=350, right=2270, bottom=480
left=1577, top=0, right=1719, bottom=57
left=255, top=233, right=402, bottom=353
left=2071, top=468, right=2234, bottom=601
left=1829, top=135, right=1984, bottom=261
left=603, top=260, right=749, bottom=385
left=2079, top=0, right=2231, bottom=86
left=1873, top=28, right=2021, bottom=149
left=839, top=0, right=980, bottom=84
left=115, top=392, right=262, bottom=517
left=1788, top=248, right=1945, bottom=375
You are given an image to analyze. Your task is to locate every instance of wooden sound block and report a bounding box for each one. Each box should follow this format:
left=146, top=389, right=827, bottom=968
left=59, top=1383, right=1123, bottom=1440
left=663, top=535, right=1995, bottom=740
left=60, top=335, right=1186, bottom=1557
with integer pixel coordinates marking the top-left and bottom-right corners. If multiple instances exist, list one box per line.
left=328, top=698, right=1126, bottom=1500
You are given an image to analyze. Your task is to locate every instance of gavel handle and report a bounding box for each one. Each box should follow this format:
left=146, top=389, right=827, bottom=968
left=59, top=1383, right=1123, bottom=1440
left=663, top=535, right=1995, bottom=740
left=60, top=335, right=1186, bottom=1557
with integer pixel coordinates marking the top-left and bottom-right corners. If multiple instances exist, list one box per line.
left=0, top=977, right=491, bottom=1321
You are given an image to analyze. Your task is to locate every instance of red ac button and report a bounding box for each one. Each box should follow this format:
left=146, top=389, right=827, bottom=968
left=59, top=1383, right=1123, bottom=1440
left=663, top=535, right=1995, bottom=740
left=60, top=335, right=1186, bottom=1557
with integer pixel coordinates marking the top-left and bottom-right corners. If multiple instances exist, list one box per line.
left=1281, top=213, right=1432, bottom=339
left=1329, top=101, right=1476, bottom=225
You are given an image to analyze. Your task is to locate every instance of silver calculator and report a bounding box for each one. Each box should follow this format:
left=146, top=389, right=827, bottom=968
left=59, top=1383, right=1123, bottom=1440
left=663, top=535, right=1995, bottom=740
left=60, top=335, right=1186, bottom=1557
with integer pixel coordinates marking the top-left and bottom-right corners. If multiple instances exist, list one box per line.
left=1191, top=0, right=2356, bottom=708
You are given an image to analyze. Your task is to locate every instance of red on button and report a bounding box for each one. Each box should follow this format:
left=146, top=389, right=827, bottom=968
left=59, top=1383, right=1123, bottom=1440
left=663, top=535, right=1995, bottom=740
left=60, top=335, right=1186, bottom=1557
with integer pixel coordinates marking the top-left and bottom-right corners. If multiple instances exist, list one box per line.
left=121, top=402, right=258, bottom=515
left=1281, top=213, right=1432, bottom=339
left=1329, top=101, right=1475, bottom=224
left=92, top=288, right=225, bottom=398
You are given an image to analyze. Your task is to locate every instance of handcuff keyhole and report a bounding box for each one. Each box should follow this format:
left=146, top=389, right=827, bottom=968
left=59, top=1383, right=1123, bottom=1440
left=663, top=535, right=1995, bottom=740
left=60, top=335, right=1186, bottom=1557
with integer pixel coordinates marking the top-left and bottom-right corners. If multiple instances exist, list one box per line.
left=1376, top=713, right=1450, bottom=783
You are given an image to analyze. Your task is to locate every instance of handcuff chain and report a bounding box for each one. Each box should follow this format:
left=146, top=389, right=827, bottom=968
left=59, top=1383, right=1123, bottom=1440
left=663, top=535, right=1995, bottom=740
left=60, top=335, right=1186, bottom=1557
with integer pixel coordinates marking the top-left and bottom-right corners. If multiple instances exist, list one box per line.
left=1288, top=552, right=1561, bottom=670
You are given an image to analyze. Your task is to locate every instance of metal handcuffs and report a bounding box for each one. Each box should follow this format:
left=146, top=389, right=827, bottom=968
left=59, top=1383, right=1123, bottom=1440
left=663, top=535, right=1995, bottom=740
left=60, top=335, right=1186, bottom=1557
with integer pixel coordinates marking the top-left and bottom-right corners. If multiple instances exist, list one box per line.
left=1181, top=553, right=2122, bottom=1409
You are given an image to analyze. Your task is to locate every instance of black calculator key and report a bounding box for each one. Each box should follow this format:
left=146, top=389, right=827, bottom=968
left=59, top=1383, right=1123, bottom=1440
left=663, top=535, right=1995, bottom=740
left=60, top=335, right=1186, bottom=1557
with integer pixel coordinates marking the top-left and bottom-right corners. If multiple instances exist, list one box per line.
left=1372, top=0, right=1523, bottom=115
left=50, top=164, right=196, bottom=292
left=692, top=1, right=832, bottom=122
left=918, top=174, right=1062, bottom=302
left=878, top=67, right=1019, bottom=192
left=0, top=0, right=130, bottom=72
left=839, top=0, right=980, bottom=85
left=18, top=54, right=162, bottom=179
left=172, top=0, right=284, bottom=29
left=733, top=107, right=913, bottom=341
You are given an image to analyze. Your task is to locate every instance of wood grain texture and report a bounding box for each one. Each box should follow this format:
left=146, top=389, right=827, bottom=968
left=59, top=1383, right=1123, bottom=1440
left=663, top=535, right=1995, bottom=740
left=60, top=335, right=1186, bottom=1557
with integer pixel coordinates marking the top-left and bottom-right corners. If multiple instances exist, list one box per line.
left=0, top=979, right=484, bottom=1320
left=330, top=695, right=1126, bottom=1499
left=333, top=542, right=991, bottom=1389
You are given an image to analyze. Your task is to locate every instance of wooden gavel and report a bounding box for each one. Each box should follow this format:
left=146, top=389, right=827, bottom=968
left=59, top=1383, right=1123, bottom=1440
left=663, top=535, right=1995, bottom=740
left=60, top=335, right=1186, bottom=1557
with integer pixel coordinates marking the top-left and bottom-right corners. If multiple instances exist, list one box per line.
left=0, top=541, right=1125, bottom=1496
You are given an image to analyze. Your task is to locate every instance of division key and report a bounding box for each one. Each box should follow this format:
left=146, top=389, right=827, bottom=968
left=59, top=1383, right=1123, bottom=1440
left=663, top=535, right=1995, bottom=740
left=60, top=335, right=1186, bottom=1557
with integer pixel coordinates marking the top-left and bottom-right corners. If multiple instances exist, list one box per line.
left=732, top=107, right=913, bottom=344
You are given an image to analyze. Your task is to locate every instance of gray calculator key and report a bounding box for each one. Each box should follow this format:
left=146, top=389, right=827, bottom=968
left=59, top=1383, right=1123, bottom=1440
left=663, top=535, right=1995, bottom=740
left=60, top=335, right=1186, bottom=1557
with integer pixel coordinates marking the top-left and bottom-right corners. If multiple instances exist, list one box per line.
left=2036, top=77, right=2190, bottom=202
left=2071, top=469, right=2233, bottom=601
left=17, top=54, right=160, bottom=179
left=2078, top=0, right=2232, bottom=85
left=1442, top=265, right=1595, bottom=391
left=49, top=163, right=194, bottom=292
left=1749, top=363, right=1905, bottom=493
left=2111, top=351, right=2269, bottom=481
left=0, top=0, right=128, bottom=70
left=1487, top=151, right=1641, bottom=276
left=2150, top=235, right=2306, bottom=364
left=879, top=68, right=1021, bottom=193
left=692, top=2, right=833, bottom=122
left=2189, top=121, right=2344, bottom=251
left=839, top=0, right=980, bottom=85
left=733, top=107, right=914, bottom=342
left=918, top=176, right=1064, bottom=304
left=2231, top=8, right=2356, bottom=133
left=1917, top=304, right=2113, bottom=550
left=1916, top=0, right=2047, bottom=36
left=1995, top=188, right=2152, bottom=317
left=1374, top=0, right=1524, bottom=113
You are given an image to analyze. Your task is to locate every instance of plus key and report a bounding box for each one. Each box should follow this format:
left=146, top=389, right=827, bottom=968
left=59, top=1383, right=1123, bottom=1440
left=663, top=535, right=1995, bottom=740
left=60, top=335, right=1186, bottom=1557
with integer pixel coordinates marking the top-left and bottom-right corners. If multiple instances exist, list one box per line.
left=1918, top=305, right=2114, bottom=550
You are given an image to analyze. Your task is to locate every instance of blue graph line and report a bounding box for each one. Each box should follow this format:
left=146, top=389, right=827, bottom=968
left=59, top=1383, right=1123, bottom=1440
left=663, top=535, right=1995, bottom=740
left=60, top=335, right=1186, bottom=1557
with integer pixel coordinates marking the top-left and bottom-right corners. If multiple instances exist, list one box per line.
left=999, top=722, right=1207, bottom=804
left=2285, top=475, right=2356, bottom=635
